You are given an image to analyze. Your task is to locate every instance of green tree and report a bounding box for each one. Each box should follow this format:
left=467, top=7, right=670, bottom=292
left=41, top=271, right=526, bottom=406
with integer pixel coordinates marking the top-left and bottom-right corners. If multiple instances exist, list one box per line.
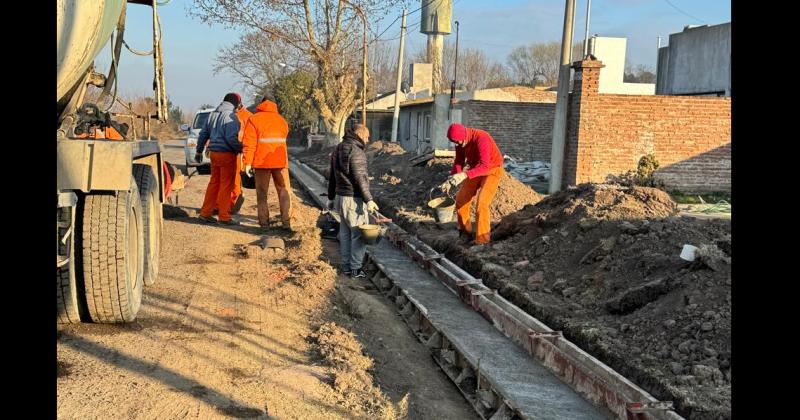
left=167, top=99, right=184, bottom=126
left=273, top=70, right=320, bottom=136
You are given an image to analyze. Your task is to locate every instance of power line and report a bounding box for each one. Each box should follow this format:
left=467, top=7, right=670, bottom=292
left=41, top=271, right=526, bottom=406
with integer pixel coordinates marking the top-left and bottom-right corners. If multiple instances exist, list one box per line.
left=663, top=0, right=705, bottom=24
left=373, top=16, right=402, bottom=42
left=376, top=20, right=420, bottom=43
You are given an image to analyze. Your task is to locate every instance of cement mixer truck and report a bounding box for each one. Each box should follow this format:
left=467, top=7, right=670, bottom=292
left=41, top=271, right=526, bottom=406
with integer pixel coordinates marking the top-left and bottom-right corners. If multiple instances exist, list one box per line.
left=57, top=0, right=168, bottom=323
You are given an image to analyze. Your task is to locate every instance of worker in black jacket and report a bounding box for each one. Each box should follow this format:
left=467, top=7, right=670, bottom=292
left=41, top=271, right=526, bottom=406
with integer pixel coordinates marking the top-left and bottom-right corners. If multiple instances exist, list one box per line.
left=327, top=124, right=379, bottom=278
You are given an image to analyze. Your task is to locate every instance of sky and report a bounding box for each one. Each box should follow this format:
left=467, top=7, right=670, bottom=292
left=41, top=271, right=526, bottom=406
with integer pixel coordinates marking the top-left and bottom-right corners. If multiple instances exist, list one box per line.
left=100, top=0, right=730, bottom=114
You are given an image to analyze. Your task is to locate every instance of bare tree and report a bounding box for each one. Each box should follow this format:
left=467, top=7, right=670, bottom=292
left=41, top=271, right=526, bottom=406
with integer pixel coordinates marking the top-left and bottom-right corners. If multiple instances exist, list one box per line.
left=411, top=42, right=509, bottom=92
left=214, top=31, right=303, bottom=100
left=624, top=63, right=656, bottom=83
left=506, top=40, right=588, bottom=88
left=506, top=41, right=561, bottom=87
left=191, top=0, right=403, bottom=144
left=368, top=40, right=398, bottom=95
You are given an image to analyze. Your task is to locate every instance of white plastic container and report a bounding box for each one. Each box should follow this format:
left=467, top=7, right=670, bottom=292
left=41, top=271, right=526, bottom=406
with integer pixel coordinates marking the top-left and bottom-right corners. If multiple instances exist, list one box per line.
left=680, top=244, right=698, bottom=261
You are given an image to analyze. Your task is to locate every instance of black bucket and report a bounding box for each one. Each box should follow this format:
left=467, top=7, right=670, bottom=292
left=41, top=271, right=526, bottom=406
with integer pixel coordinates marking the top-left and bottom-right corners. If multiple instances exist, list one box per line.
left=240, top=171, right=256, bottom=189
left=321, top=213, right=339, bottom=239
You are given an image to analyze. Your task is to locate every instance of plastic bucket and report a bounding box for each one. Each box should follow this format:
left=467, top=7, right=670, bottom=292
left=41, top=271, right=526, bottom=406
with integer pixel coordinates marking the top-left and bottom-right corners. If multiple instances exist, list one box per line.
left=427, top=196, right=456, bottom=223
left=240, top=171, right=256, bottom=189
left=359, top=224, right=381, bottom=245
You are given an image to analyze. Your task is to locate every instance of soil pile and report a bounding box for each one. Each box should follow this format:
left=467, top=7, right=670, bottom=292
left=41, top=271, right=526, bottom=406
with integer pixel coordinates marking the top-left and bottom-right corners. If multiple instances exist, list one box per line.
left=492, top=183, right=677, bottom=239
left=424, top=184, right=730, bottom=419
left=313, top=323, right=407, bottom=419
left=295, top=141, right=543, bottom=223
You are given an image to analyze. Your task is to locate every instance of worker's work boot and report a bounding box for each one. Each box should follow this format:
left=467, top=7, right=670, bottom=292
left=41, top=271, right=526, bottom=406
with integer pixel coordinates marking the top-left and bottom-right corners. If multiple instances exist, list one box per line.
left=458, top=230, right=472, bottom=244
left=231, top=195, right=245, bottom=215
left=350, top=268, right=367, bottom=279
left=219, top=219, right=240, bottom=226
left=198, top=215, right=217, bottom=224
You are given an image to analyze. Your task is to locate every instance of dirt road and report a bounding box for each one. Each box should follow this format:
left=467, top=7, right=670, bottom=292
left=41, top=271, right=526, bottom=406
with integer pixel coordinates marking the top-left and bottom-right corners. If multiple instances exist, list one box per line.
left=56, top=142, right=475, bottom=419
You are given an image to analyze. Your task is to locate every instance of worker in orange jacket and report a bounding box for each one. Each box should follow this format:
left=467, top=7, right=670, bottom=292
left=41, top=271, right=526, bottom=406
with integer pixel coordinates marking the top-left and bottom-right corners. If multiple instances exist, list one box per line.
left=242, top=96, right=292, bottom=230
left=439, top=123, right=505, bottom=245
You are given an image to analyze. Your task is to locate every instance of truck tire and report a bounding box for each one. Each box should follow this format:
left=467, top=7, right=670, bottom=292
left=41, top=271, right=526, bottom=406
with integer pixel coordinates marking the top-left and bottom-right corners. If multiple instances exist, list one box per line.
left=78, top=179, right=145, bottom=323
left=57, top=205, right=82, bottom=324
left=133, top=164, right=162, bottom=286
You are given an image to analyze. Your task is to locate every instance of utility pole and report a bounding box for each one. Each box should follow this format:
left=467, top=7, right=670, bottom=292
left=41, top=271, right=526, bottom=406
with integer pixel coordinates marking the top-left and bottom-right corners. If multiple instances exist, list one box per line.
left=361, top=12, right=367, bottom=126
left=391, top=10, right=407, bottom=143
left=449, top=20, right=460, bottom=117
left=549, top=0, right=576, bottom=194
left=583, top=0, right=592, bottom=57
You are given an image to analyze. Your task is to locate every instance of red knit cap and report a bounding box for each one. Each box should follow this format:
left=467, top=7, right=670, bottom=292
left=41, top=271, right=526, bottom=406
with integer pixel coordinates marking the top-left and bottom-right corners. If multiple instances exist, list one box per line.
left=447, top=123, right=467, bottom=143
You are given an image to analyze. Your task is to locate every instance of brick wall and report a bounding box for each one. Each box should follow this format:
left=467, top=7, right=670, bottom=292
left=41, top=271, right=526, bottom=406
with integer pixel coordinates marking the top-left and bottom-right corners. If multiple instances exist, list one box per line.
left=499, top=86, right=557, bottom=103
left=565, top=59, right=731, bottom=192
left=459, top=101, right=555, bottom=161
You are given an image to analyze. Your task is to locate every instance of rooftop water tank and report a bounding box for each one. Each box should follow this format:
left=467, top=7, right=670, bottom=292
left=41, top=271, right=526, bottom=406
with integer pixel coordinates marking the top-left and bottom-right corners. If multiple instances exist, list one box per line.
left=420, top=0, right=452, bottom=35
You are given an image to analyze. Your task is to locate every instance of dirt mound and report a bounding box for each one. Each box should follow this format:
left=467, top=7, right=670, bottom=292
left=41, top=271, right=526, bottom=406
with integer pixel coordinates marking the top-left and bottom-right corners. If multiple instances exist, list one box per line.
left=295, top=141, right=543, bottom=223
left=367, top=141, right=542, bottom=221
left=366, top=140, right=406, bottom=156
left=313, top=322, right=408, bottom=419
left=493, top=184, right=676, bottom=240
left=426, top=186, right=730, bottom=419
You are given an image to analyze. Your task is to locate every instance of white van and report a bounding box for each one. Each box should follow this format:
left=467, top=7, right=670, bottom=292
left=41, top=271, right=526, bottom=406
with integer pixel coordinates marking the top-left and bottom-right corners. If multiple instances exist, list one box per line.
left=181, top=107, right=215, bottom=169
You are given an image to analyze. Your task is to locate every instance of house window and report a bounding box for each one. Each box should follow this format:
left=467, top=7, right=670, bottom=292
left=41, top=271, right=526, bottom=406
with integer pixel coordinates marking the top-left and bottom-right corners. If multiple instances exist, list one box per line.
left=424, top=113, right=431, bottom=140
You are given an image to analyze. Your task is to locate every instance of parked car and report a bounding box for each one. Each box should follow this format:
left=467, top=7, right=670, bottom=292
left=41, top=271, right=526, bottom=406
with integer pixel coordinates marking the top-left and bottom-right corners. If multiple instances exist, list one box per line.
left=182, top=108, right=215, bottom=170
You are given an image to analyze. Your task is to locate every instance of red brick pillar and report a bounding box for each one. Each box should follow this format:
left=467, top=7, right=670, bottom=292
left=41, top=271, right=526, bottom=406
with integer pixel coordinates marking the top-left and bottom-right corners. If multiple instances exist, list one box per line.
left=563, top=59, right=604, bottom=186
left=572, top=58, right=603, bottom=97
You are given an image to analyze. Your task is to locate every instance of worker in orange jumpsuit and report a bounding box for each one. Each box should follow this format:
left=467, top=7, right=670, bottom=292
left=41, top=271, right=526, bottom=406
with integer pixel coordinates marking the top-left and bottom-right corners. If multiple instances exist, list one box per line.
left=439, top=123, right=505, bottom=245
left=241, top=96, right=292, bottom=230
left=213, top=95, right=252, bottom=215
left=196, top=93, right=242, bottom=225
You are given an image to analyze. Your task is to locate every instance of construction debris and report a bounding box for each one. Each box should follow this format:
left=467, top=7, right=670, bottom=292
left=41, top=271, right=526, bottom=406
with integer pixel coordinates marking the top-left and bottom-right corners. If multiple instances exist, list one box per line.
left=503, top=157, right=551, bottom=185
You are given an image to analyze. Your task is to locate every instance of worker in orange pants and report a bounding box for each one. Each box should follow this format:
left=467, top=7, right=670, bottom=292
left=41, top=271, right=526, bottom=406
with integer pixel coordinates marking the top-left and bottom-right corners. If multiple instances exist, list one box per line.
left=213, top=96, right=252, bottom=215
left=199, top=152, right=239, bottom=223
left=440, top=123, right=505, bottom=245
left=196, top=93, right=242, bottom=225
left=454, top=166, right=504, bottom=244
